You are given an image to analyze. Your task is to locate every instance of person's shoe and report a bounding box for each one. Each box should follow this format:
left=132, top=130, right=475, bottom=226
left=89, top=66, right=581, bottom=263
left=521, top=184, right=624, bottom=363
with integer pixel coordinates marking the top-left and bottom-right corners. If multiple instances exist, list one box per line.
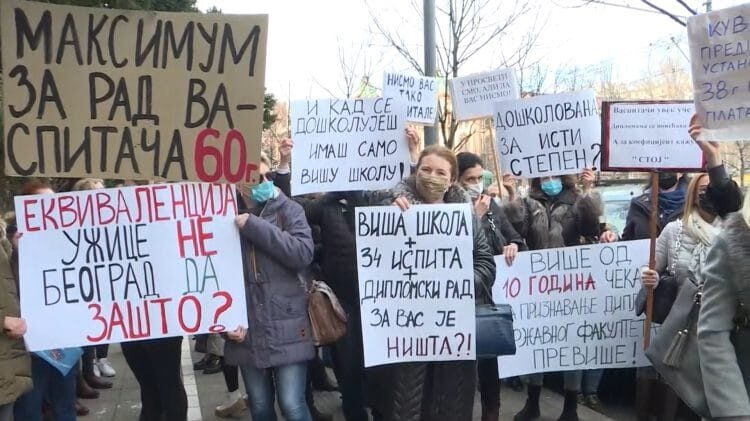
left=557, top=390, right=579, bottom=421
left=77, top=375, right=99, bottom=399
left=75, top=399, right=90, bottom=416
left=202, top=356, right=223, bottom=375
left=193, top=353, right=218, bottom=371
left=92, top=361, right=101, bottom=378
left=584, top=394, right=605, bottom=413
left=85, top=373, right=112, bottom=389
left=513, top=385, right=541, bottom=421
left=215, top=390, right=247, bottom=418
left=96, top=358, right=116, bottom=377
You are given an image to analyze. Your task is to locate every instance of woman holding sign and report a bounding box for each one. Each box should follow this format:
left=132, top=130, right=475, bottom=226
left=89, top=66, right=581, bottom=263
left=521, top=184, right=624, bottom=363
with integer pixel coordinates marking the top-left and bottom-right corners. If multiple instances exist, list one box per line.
left=369, top=145, right=496, bottom=421
left=638, top=119, right=742, bottom=421
left=504, top=170, right=608, bottom=421
left=457, top=152, right=526, bottom=421
left=225, top=153, right=316, bottom=421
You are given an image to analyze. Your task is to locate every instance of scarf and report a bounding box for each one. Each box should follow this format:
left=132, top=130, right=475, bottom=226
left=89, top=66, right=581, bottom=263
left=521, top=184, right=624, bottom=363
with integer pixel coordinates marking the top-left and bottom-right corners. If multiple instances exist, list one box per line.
left=685, top=210, right=722, bottom=283
left=657, top=186, right=686, bottom=220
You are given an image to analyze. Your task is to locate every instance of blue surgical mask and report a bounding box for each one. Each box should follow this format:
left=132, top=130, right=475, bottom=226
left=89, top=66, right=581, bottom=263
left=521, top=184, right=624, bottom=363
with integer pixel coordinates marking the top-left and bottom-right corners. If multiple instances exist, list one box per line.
left=250, top=181, right=275, bottom=204
left=541, top=178, right=563, bottom=197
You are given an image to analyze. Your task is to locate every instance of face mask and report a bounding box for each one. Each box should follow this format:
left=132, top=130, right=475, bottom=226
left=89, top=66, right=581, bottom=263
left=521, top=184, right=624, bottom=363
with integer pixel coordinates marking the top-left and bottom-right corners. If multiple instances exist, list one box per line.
left=541, top=178, right=563, bottom=197
left=658, top=173, right=678, bottom=190
left=416, top=173, right=451, bottom=203
left=250, top=180, right=275, bottom=204
left=698, top=192, right=716, bottom=215
left=465, top=182, right=483, bottom=199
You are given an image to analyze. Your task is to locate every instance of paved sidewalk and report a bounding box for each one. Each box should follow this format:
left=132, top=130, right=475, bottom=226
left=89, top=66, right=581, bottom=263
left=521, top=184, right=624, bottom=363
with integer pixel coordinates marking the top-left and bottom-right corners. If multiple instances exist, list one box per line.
left=86, top=340, right=625, bottom=420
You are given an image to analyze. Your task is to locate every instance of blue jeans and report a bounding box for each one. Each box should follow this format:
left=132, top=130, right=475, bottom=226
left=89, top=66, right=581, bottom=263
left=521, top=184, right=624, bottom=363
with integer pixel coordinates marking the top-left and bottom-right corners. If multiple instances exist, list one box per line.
left=241, top=362, right=311, bottom=421
left=14, top=355, right=76, bottom=421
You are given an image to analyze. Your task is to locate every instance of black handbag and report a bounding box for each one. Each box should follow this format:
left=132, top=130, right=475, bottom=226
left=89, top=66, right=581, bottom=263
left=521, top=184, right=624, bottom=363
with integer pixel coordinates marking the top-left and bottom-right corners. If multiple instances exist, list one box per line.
left=636, top=221, right=682, bottom=324
left=475, top=280, right=516, bottom=358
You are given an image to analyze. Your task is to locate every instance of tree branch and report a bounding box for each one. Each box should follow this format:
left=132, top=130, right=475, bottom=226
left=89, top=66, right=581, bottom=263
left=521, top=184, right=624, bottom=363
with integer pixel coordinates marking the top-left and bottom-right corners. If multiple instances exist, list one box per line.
left=641, top=0, right=686, bottom=26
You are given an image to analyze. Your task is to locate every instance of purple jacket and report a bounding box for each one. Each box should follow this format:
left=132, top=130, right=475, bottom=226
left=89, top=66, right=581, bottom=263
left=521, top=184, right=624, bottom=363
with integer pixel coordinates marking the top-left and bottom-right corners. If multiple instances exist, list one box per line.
left=224, top=192, right=315, bottom=369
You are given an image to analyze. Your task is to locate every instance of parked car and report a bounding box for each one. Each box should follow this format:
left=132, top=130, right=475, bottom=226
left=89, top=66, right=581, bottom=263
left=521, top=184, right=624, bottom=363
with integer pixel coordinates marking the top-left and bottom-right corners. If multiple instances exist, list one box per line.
left=598, top=184, right=642, bottom=235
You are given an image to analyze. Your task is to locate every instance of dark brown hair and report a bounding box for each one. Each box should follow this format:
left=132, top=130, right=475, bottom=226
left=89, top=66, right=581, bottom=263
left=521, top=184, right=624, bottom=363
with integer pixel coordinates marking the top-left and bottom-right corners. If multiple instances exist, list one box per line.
left=19, top=179, right=53, bottom=196
left=529, top=175, right=578, bottom=195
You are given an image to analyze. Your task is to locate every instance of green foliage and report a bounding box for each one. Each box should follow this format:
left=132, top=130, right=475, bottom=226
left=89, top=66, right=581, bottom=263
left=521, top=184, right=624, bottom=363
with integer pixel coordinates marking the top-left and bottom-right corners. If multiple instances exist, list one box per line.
left=264, top=92, right=278, bottom=131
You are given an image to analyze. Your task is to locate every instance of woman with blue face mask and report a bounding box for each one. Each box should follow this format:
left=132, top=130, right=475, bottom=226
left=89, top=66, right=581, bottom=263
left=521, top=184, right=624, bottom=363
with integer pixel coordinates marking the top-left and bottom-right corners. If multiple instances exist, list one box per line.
left=224, top=154, right=316, bottom=421
left=504, top=170, right=606, bottom=421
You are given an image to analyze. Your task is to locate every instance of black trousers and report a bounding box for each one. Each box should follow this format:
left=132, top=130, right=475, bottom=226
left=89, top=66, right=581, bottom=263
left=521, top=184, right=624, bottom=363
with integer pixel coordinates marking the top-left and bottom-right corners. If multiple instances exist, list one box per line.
left=121, top=337, right=187, bottom=421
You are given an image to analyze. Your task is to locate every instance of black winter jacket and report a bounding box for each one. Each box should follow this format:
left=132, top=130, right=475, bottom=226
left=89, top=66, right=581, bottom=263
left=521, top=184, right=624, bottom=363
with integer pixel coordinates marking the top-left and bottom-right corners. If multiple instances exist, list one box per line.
left=621, top=165, right=742, bottom=241
left=482, top=199, right=526, bottom=255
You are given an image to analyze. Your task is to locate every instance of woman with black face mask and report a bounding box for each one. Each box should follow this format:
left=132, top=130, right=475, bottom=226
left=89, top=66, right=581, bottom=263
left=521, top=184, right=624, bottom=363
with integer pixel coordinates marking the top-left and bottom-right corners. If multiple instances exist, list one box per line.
left=630, top=116, right=743, bottom=421
left=621, top=171, right=689, bottom=241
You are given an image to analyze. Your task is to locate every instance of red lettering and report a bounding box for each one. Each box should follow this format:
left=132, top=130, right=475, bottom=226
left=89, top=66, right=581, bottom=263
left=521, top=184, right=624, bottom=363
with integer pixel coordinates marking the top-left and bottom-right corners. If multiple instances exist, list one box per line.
left=127, top=300, right=151, bottom=339
left=151, top=185, right=169, bottom=222
left=23, top=199, right=40, bottom=232
left=115, top=190, right=134, bottom=224
left=41, top=198, right=59, bottom=230
left=178, top=295, right=201, bottom=333
left=58, top=195, right=76, bottom=228
left=152, top=297, right=172, bottom=335
left=176, top=219, right=198, bottom=258
left=106, top=302, right=128, bottom=340
left=171, top=184, right=188, bottom=220
left=196, top=216, right=216, bottom=256
left=96, top=192, right=115, bottom=225
left=86, top=303, right=107, bottom=342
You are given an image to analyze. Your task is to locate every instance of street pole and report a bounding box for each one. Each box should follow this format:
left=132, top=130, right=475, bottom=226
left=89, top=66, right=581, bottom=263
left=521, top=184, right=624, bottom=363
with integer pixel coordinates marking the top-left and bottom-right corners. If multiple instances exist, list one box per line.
left=423, top=0, right=437, bottom=146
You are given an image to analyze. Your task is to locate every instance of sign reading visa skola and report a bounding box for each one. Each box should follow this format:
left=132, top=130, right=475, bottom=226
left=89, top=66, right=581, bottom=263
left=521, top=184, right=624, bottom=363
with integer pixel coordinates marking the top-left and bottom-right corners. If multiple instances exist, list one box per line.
left=1, top=1, right=268, bottom=183
left=16, top=184, right=248, bottom=351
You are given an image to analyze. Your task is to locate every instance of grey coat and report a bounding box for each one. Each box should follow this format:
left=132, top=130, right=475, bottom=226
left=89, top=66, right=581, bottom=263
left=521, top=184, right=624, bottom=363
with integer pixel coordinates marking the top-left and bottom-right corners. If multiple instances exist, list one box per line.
left=224, top=192, right=316, bottom=369
left=698, top=213, right=750, bottom=418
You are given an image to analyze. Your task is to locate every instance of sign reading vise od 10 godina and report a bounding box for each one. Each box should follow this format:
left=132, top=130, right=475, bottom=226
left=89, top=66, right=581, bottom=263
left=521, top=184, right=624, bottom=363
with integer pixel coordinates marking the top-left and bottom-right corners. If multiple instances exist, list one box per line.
left=494, top=241, right=652, bottom=377
left=1, top=0, right=268, bottom=183
left=15, top=184, right=247, bottom=351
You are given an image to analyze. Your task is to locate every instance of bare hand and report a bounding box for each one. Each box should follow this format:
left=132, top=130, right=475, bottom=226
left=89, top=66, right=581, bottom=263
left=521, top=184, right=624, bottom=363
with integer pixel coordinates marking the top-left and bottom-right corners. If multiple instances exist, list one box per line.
left=393, top=197, right=411, bottom=212
left=3, top=316, right=26, bottom=339
left=278, top=138, right=293, bottom=168
left=474, top=195, right=491, bottom=218
left=641, top=268, right=659, bottom=288
left=689, top=115, right=721, bottom=168
left=226, top=326, right=247, bottom=343
left=599, top=230, right=616, bottom=243
left=503, top=243, right=518, bottom=266
left=502, top=174, right=516, bottom=200
left=235, top=213, right=250, bottom=229
left=580, top=168, right=595, bottom=191
left=405, top=127, right=421, bottom=163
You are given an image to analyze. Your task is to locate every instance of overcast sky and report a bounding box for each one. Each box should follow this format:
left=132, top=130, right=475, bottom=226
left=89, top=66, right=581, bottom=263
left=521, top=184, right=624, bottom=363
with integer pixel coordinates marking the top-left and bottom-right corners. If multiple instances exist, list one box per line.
left=194, top=0, right=747, bottom=101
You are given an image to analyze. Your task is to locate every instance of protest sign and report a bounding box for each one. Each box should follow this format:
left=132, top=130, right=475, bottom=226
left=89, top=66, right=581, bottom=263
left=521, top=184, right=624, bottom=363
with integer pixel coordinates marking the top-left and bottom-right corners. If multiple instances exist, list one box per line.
left=382, top=72, right=438, bottom=125
left=494, top=90, right=601, bottom=178
left=290, top=98, right=410, bottom=196
left=356, top=204, right=475, bottom=367
left=602, top=101, right=704, bottom=172
left=1, top=0, right=268, bottom=182
left=16, top=184, right=247, bottom=351
left=688, top=3, right=750, bottom=141
left=449, top=68, right=519, bottom=121
left=493, top=240, right=652, bottom=378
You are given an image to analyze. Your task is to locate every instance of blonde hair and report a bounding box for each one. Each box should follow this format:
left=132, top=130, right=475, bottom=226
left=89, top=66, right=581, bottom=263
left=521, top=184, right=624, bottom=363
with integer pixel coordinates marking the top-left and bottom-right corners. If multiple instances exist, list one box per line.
left=682, top=173, right=708, bottom=225
left=72, top=178, right=104, bottom=191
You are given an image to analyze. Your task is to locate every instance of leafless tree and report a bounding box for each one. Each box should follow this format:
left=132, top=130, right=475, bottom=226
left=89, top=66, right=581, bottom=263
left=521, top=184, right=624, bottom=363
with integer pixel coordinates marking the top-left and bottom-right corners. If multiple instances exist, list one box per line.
left=367, top=0, right=537, bottom=149
left=315, top=38, right=380, bottom=99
